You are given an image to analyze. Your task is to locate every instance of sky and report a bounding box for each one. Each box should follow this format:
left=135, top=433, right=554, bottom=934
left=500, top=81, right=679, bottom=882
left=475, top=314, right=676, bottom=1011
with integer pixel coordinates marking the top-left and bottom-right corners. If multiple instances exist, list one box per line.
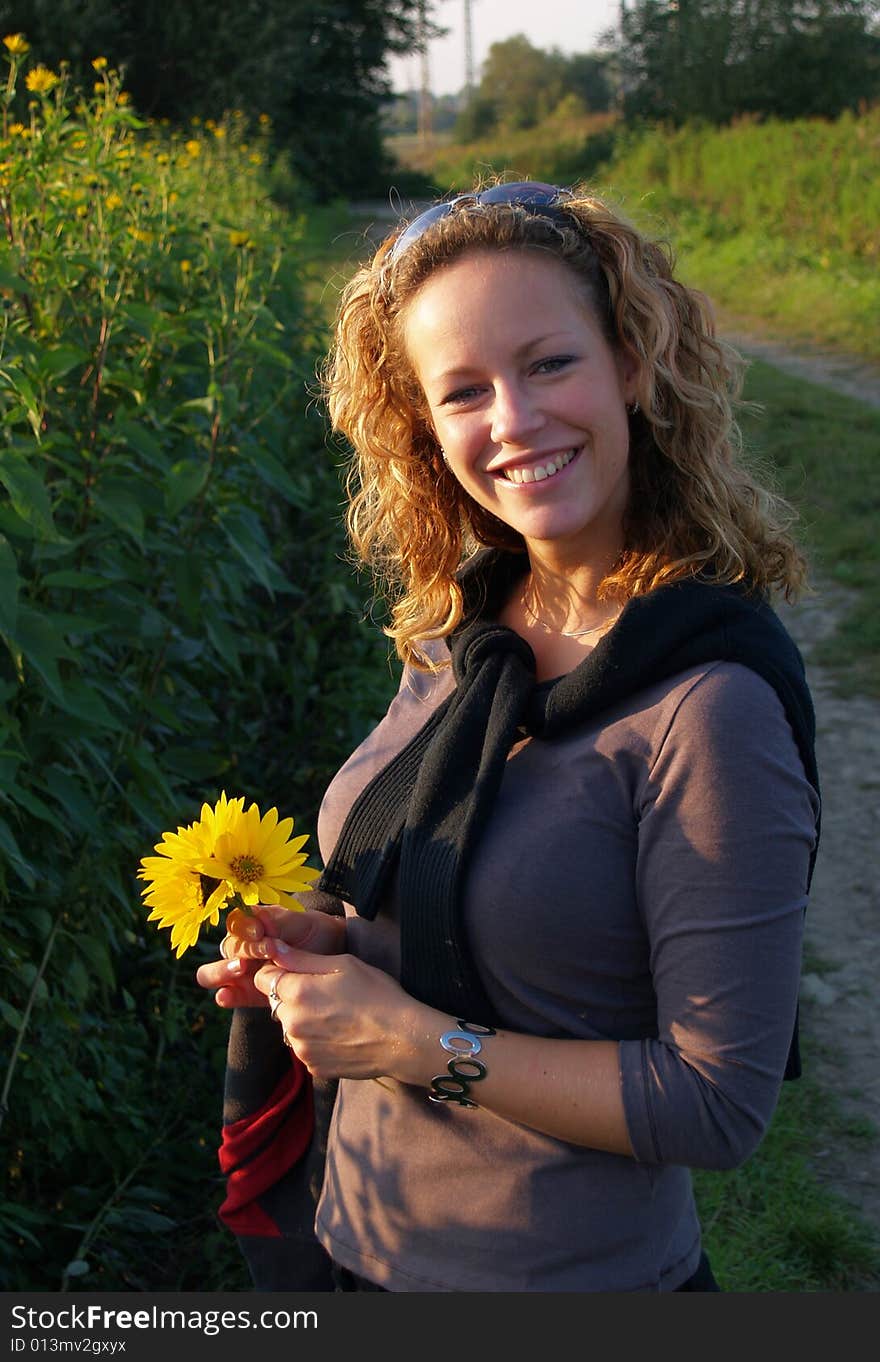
left=388, top=0, right=623, bottom=97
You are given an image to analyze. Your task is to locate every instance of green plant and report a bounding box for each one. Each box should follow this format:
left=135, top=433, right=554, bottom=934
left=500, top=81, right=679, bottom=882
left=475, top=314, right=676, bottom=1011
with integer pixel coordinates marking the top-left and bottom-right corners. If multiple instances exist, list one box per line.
left=0, top=44, right=396, bottom=1290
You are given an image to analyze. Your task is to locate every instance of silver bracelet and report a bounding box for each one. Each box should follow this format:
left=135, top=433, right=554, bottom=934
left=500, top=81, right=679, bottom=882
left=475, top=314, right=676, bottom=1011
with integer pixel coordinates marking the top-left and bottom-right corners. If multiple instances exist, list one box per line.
left=428, top=1019, right=496, bottom=1107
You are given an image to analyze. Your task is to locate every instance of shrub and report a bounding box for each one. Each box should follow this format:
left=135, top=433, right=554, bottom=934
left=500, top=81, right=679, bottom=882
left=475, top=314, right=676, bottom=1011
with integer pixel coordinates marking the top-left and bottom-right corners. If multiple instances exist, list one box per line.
left=0, top=41, right=394, bottom=1289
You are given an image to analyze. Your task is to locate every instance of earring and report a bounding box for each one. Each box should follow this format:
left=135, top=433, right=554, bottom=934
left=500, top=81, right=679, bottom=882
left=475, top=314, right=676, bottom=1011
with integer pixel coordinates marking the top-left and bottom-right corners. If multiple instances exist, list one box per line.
left=439, top=446, right=449, bottom=463
left=628, top=401, right=641, bottom=416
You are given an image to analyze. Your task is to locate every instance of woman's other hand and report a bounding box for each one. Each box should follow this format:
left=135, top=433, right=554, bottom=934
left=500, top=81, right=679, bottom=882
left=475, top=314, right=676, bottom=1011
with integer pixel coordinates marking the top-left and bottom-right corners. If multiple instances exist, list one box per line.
left=195, top=902, right=347, bottom=1009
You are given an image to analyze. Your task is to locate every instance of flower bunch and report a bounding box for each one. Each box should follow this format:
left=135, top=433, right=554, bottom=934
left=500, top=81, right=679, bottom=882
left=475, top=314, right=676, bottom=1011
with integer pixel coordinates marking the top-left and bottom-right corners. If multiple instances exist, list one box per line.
left=138, top=791, right=320, bottom=957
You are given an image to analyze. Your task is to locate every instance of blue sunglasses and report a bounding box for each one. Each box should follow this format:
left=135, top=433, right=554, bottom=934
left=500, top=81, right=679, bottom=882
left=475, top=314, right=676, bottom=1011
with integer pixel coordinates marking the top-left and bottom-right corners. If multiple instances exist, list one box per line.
left=386, top=181, right=574, bottom=264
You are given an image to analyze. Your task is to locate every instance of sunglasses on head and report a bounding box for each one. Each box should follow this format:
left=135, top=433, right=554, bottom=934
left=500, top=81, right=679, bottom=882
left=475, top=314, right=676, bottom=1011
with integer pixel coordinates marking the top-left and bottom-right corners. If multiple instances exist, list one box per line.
left=386, top=181, right=574, bottom=265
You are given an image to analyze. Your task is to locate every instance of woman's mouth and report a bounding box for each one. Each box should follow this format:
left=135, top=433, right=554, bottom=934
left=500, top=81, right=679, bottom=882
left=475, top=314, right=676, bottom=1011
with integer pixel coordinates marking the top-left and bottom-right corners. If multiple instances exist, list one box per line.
left=499, top=447, right=580, bottom=485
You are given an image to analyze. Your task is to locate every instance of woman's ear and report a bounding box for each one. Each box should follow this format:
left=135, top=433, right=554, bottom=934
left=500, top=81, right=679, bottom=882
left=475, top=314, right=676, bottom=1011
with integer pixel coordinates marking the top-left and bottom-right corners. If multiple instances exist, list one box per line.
left=617, top=344, right=642, bottom=406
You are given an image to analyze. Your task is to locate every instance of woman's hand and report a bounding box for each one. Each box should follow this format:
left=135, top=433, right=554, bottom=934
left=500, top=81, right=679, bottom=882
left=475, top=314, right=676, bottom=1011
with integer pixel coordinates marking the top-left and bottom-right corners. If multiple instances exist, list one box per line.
left=195, top=904, right=347, bottom=1009
left=253, top=945, right=438, bottom=1084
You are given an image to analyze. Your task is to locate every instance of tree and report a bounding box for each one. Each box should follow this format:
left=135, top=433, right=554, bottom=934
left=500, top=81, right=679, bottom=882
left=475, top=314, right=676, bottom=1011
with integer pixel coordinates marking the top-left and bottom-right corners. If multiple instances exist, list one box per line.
left=0, top=0, right=427, bottom=196
left=615, top=0, right=880, bottom=124
left=477, top=34, right=570, bottom=129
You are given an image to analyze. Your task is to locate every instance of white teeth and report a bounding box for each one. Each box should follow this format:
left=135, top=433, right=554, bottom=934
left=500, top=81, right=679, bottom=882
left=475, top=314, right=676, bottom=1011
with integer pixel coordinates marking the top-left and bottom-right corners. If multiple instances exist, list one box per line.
left=503, top=448, right=577, bottom=484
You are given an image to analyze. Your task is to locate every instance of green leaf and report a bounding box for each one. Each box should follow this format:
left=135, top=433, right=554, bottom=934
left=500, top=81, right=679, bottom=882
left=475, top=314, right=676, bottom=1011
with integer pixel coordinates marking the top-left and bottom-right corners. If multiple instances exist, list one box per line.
left=11, top=606, right=76, bottom=701
left=2, top=781, right=59, bottom=828
left=251, top=447, right=309, bottom=507
left=0, top=265, right=26, bottom=292
left=0, top=997, right=23, bottom=1030
left=172, top=555, right=203, bottom=623
left=58, top=680, right=123, bottom=731
left=0, top=534, right=20, bottom=634
left=0, top=814, right=35, bottom=887
left=219, top=506, right=288, bottom=597
left=0, top=452, right=61, bottom=542
left=27, top=907, right=54, bottom=940
left=204, top=611, right=243, bottom=676
left=92, top=483, right=144, bottom=546
left=165, top=459, right=209, bottom=518
left=41, top=569, right=109, bottom=590
left=176, top=396, right=215, bottom=417
left=75, top=935, right=115, bottom=988
left=0, top=366, right=41, bottom=437
left=39, top=345, right=89, bottom=383
left=113, top=419, right=167, bottom=471
left=41, top=767, right=94, bottom=833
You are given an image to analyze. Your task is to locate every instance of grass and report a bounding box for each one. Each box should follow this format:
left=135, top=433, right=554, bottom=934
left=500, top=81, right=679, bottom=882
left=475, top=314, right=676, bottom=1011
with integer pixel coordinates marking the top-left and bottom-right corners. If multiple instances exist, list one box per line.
left=695, top=1048, right=880, bottom=1291
left=738, top=361, right=880, bottom=695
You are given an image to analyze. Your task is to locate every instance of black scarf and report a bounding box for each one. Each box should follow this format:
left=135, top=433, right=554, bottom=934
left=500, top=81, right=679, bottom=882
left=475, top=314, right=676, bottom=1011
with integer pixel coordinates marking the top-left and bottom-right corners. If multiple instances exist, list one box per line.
left=320, top=550, right=819, bottom=1079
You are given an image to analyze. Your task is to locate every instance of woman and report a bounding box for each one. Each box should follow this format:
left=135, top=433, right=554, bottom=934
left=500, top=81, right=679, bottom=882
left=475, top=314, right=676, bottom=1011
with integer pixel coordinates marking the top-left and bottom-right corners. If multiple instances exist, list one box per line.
left=197, top=182, right=820, bottom=1292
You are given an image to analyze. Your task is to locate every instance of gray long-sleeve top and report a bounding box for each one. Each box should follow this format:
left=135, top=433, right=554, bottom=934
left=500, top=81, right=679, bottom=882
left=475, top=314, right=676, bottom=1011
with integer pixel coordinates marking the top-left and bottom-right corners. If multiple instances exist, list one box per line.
left=313, top=655, right=819, bottom=1291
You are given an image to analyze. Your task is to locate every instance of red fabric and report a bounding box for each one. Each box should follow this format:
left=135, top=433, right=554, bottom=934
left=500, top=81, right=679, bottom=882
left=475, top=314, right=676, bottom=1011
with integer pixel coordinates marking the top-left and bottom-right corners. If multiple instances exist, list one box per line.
left=217, top=1056, right=314, bottom=1237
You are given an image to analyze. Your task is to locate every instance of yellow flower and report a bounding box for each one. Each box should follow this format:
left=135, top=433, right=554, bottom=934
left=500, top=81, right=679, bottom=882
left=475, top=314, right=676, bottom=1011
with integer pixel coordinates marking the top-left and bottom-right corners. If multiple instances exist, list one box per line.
left=139, top=792, right=245, bottom=958
left=180, top=259, right=191, bottom=273
left=184, top=139, right=201, bottom=157
left=93, top=81, right=106, bottom=93
left=3, top=34, right=30, bottom=56
left=199, top=801, right=319, bottom=911
left=25, top=65, right=59, bottom=94
left=75, top=204, right=88, bottom=218
left=118, top=91, right=131, bottom=105
left=105, top=192, right=123, bottom=210
left=228, top=229, right=252, bottom=248
left=258, top=113, right=271, bottom=126
left=212, top=126, right=226, bottom=140
left=249, top=152, right=263, bottom=166
left=91, top=56, right=108, bottom=71
left=156, top=152, right=169, bottom=166
left=8, top=123, right=26, bottom=138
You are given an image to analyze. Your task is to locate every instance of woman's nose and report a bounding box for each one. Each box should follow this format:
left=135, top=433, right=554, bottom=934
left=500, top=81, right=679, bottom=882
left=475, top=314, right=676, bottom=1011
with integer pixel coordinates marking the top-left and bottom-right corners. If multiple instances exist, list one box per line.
left=490, top=382, right=544, bottom=446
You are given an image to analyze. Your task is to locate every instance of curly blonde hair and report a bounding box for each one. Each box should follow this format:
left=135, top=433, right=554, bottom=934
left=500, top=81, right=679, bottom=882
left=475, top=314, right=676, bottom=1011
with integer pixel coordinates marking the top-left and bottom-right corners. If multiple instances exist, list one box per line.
left=322, top=185, right=806, bottom=671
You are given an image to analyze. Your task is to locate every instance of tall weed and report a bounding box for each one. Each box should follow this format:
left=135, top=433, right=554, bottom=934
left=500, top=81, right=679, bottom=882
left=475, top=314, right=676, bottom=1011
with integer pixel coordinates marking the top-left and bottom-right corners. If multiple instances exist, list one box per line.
left=0, top=43, right=394, bottom=1289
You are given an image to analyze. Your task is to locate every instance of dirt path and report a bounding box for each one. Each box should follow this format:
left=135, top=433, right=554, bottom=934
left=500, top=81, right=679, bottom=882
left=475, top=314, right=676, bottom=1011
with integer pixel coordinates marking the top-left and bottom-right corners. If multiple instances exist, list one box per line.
left=727, top=330, right=880, bottom=1236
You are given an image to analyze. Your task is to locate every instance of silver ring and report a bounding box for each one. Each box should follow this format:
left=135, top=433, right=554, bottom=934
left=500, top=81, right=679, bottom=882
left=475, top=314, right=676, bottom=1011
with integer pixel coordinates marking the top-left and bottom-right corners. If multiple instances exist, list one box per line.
left=269, top=970, right=284, bottom=1020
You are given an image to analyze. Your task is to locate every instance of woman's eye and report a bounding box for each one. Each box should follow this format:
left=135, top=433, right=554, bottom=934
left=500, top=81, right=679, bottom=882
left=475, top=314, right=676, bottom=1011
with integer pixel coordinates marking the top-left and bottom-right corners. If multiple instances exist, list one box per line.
left=534, top=355, right=574, bottom=375
left=442, top=385, right=482, bottom=406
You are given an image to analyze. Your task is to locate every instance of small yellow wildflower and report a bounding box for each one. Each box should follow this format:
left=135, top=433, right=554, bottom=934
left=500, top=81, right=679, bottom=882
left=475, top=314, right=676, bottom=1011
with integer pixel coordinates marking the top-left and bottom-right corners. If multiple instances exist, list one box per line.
left=169, top=190, right=179, bottom=204
left=128, top=227, right=153, bottom=244
left=228, top=230, right=252, bottom=248
left=184, top=139, right=201, bottom=157
left=156, top=153, right=169, bottom=165
left=75, top=204, right=88, bottom=218
left=105, top=192, right=123, bottom=211
left=8, top=123, right=26, bottom=138
left=258, top=113, right=271, bottom=126
left=118, top=91, right=131, bottom=105
left=205, top=118, right=216, bottom=129
left=25, top=65, right=59, bottom=94
left=180, top=259, right=192, bottom=273
left=3, top=34, right=30, bottom=56
left=93, top=81, right=106, bottom=94
left=212, top=126, right=226, bottom=140
left=249, top=153, right=263, bottom=166
left=91, top=56, right=108, bottom=71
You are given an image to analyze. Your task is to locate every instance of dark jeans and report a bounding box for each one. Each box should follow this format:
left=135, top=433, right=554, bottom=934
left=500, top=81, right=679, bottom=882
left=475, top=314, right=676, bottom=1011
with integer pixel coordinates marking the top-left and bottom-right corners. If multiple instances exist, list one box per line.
left=331, top=1251, right=722, bottom=1292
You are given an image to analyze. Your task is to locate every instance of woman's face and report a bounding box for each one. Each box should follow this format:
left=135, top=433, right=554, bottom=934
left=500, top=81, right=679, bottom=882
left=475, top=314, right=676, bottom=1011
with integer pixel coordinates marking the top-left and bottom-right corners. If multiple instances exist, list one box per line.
left=402, top=248, right=639, bottom=567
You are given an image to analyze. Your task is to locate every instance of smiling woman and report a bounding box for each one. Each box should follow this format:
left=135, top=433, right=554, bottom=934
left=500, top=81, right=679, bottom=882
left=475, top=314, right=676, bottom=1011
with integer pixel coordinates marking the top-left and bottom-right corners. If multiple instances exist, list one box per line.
left=198, top=182, right=822, bottom=1293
